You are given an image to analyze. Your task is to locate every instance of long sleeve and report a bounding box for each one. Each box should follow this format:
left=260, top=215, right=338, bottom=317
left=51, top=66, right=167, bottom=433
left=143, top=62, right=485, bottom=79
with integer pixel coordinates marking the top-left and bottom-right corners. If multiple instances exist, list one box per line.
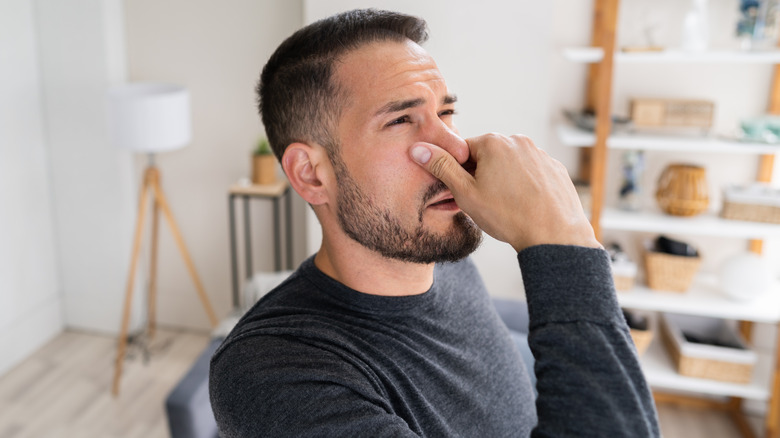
left=519, top=245, right=660, bottom=438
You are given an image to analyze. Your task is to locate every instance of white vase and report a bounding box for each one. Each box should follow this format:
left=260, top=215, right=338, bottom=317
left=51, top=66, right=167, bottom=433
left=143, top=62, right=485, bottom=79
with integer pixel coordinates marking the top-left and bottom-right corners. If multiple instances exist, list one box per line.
left=719, top=252, right=773, bottom=302
left=682, top=0, right=709, bottom=51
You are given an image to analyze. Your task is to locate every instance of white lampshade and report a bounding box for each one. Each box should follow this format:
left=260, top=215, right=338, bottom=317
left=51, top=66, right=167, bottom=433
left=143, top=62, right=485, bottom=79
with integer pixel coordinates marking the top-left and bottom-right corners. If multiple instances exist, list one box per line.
left=108, top=83, right=191, bottom=153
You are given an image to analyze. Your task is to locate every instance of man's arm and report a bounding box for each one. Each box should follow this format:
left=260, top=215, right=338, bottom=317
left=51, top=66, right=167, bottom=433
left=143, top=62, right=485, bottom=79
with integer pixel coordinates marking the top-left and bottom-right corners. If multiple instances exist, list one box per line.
left=209, top=335, right=419, bottom=438
left=410, top=134, right=660, bottom=436
left=520, top=244, right=659, bottom=437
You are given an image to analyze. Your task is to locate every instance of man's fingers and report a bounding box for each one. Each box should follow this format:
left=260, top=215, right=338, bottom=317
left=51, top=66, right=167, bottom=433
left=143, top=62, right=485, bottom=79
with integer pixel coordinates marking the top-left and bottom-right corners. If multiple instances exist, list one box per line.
left=410, top=142, right=474, bottom=197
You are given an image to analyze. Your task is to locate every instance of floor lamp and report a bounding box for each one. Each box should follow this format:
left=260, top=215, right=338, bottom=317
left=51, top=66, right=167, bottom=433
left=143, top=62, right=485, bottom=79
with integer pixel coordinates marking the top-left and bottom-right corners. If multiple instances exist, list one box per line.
left=108, top=83, right=218, bottom=396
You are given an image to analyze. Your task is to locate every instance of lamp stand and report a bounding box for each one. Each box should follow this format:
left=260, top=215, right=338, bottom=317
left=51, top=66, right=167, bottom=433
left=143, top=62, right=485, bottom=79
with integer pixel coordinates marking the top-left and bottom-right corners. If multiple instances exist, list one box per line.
left=112, top=159, right=218, bottom=396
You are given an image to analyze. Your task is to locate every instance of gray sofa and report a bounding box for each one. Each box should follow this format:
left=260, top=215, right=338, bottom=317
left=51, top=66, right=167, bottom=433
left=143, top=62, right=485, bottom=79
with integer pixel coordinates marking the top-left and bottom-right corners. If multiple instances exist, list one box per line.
left=164, top=297, right=533, bottom=438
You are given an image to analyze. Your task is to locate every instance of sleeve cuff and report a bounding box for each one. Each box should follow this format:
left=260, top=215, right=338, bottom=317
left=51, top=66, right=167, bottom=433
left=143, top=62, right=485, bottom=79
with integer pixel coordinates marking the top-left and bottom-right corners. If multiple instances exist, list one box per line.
left=517, top=245, right=622, bottom=330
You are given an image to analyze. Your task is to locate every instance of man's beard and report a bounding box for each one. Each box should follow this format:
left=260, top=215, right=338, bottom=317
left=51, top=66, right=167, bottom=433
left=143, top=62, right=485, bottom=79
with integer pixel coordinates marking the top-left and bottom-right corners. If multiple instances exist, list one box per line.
left=331, top=151, right=482, bottom=264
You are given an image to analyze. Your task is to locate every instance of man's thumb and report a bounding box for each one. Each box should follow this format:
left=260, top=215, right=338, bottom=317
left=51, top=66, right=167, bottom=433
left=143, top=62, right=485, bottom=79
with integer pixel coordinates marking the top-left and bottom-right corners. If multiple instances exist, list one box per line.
left=410, top=143, right=473, bottom=195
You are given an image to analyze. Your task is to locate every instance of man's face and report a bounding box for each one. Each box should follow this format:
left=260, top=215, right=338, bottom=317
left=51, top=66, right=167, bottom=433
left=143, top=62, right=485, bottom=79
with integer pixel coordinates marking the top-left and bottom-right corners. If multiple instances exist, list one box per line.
left=329, top=40, right=482, bottom=264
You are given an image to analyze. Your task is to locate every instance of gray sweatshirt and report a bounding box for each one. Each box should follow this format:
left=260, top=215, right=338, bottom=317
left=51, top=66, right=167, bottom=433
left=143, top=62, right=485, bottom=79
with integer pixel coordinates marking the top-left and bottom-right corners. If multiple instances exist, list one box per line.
left=210, top=245, right=659, bottom=437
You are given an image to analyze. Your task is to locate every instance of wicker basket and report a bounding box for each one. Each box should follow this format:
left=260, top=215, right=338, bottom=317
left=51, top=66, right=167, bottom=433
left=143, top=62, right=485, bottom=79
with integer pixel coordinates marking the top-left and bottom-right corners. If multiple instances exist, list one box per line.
left=644, top=251, right=701, bottom=292
left=655, top=164, right=709, bottom=217
left=721, top=201, right=780, bottom=224
left=630, top=328, right=653, bottom=356
left=660, top=313, right=755, bottom=384
left=613, top=274, right=636, bottom=292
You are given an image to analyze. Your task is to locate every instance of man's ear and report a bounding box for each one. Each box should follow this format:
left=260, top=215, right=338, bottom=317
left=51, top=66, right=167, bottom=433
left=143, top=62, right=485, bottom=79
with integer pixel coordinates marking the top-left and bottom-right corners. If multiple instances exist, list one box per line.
left=282, top=142, right=333, bottom=205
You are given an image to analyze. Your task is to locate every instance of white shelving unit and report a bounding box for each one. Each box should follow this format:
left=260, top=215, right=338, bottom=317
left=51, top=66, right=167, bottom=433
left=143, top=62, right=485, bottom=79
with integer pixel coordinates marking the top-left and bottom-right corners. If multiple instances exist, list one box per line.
left=563, top=3, right=780, bottom=435
left=557, top=122, right=780, bottom=154
left=618, top=275, right=780, bottom=323
left=563, top=47, right=780, bottom=64
left=600, top=208, right=780, bottom=239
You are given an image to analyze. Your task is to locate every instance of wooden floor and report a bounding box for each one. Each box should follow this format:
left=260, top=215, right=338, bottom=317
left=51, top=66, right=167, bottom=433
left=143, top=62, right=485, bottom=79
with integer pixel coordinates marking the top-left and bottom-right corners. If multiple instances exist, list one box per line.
left=0, top=329, right=210, bottom=438
left=0, top=329, right=764, bottom=438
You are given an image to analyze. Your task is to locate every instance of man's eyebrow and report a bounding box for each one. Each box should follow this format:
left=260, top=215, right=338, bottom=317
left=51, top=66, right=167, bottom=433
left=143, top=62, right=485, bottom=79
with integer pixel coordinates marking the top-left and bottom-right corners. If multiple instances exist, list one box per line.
left=374, top=98, right=425, bottom=117
left=373, top=94, right=458, bottom=117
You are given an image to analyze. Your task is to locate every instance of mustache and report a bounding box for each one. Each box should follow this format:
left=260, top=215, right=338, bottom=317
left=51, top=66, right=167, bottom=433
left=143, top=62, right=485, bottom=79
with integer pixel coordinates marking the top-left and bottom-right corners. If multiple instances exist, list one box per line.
left=421, top=180, right=450, bottom=206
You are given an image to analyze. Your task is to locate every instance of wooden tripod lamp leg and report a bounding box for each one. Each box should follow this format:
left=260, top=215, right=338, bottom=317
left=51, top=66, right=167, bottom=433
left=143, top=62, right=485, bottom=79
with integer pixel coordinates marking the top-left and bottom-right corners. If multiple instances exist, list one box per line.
left=148, top=195, right=160, bottom=340
left=112, top=171, right=152, bottom=397
left=150, top=178, right=219, bottom=327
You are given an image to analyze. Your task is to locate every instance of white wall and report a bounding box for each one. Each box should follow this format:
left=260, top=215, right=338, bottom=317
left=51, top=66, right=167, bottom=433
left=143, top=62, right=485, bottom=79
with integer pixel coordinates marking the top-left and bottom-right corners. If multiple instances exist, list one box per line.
left=0, top=0, right=63, bottom=376
left=123, top=0, right=305, bottom=330
left=35, top=0, right=141, bottom=334
left=304, top=0, right=555, bottom=299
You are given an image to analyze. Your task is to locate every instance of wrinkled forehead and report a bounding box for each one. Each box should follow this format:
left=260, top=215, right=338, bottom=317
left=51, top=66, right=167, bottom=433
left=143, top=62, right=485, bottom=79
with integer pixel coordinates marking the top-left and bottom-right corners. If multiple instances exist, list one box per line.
left=333, top=39, right=447, bottom=108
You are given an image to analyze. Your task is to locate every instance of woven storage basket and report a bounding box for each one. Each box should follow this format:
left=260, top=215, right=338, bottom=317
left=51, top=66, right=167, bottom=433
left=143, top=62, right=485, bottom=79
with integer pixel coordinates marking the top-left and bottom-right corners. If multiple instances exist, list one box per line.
left=613, top=274, right=635, bottom=292
left=655, top=164, right=709, bottom=216
left=630, top=328, right=653, bottom=356
left=644, top=251, right=701, bottom=292
left=660, top=313, right=755, bottom=384
left=721, top=201, right=780, bottom=224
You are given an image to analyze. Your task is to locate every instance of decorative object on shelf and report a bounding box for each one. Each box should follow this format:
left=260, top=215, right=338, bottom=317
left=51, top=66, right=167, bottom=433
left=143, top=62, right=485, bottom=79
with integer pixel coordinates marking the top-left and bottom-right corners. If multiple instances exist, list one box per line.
left=737, top=0, right=780, bottom=50
left=608, top=243, right=637, bottom=291
left=682, top=0, right=710, bottom=51
left=622, top=14, right=663, bottom=53
left=738, top=114, right=780, bottom=143
left=252, top=137, right=277, bottom=185
left=624, top=310, right=653, bottom=356
left=619, top=150, right=645, bottom=211
left=719, top=252, right=774, bottom=301
left=655, top=163, right=710, bottom=216
left=660, top=313, right=757, bottom=384
left=629, top=98, right=714, bottom=130
left=563, top=109, right=631, bottom=133
left=644, top=236, right=701, bottom=292
left=721, top=183, right=780, bottom=223
left=107, top=83, right=218, bottom=396
left=656, top=235, right=699, bottom=257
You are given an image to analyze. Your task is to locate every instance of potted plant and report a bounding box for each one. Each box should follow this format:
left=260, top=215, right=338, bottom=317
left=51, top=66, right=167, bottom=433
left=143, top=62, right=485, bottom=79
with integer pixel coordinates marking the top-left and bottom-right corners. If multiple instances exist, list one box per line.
left=251, top=137, right=277, bottom=185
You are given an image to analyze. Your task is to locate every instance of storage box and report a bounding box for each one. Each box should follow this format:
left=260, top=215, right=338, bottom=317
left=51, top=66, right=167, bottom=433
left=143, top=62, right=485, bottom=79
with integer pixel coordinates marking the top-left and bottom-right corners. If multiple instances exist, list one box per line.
left=721, top=184, right=780, bottom=224
left=644, top=250, right=701, bottom=292
left=624, top=310, right=653, bottom=356
left=630, top=98, right=714, bottom=129
left=660, top=313, right=756, bottom=384
left=611, top=258, right=637, bottom=292
left=630, top=328, right=654, bottom=357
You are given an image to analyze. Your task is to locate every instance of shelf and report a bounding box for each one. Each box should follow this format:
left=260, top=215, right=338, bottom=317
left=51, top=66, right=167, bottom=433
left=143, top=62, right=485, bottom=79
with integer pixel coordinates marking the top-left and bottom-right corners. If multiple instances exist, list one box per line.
left=618, top=274, right=780, bottom=323
left=556, top=123, right=780, bottom=154
left=229, top=179, right=288, bottom=197
left=563, top=47, right=780, bottom=64
left=640, top=333, right=772, bottom=401
left=601, top=208, right=780, bottom=239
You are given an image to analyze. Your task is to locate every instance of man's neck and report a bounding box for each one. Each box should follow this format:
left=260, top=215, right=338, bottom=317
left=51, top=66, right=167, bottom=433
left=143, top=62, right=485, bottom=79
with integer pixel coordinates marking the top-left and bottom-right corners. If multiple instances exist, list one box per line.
left=314, top=234, right=435, bottom=297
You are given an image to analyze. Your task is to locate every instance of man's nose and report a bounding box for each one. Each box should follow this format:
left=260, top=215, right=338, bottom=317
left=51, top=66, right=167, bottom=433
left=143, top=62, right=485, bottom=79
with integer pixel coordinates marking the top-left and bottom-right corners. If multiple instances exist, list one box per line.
left=423, top=121, right=469, bottom=164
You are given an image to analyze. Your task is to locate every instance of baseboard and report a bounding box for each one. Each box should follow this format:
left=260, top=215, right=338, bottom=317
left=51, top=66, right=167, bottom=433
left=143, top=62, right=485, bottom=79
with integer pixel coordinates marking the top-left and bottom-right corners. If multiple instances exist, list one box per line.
left=0, top=297, right=64, bottom=377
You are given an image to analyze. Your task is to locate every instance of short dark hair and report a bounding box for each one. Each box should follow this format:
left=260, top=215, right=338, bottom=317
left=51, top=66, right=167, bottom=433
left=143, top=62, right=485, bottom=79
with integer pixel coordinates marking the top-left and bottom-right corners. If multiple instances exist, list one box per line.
left=258, top=9, right=429, bottom=160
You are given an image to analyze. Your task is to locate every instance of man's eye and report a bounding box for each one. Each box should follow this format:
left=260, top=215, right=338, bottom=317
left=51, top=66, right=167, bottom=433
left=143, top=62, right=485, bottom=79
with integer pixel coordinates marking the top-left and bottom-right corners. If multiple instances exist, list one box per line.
left=386, top=115, right=410, bottom=127
left=439, top=109, right=457, bottom=117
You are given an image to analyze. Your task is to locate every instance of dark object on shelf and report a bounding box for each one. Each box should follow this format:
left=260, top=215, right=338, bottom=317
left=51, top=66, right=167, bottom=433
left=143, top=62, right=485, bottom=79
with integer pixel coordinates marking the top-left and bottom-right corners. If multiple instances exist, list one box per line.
left=623, top=309, right=648, bottom=331
left=682, top=331, right=745, bottom=350
left=655, top=235, right=698, bottom=257
left=564, top=109, right=632, bottom=132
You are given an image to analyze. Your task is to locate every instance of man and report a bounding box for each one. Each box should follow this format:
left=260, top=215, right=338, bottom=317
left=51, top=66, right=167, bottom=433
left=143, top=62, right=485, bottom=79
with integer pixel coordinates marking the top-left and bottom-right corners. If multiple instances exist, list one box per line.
left=210, top=9, right=659, bottom=437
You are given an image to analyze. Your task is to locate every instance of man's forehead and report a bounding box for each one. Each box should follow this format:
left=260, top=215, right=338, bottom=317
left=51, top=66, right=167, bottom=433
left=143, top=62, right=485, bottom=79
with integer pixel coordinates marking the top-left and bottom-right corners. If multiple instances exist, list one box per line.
left=334, top=39, right=448, bottom=105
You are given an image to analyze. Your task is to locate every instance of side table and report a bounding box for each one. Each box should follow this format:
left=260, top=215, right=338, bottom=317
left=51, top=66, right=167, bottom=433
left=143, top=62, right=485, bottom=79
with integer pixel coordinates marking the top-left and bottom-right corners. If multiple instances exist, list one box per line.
left=228, top=180, right=293, bottom=309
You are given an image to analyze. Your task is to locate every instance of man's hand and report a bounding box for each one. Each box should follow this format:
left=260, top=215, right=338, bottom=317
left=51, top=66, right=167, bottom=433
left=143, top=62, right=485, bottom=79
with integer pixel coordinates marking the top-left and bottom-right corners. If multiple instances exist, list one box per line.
left=410, top=133, right=602, bottom=253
